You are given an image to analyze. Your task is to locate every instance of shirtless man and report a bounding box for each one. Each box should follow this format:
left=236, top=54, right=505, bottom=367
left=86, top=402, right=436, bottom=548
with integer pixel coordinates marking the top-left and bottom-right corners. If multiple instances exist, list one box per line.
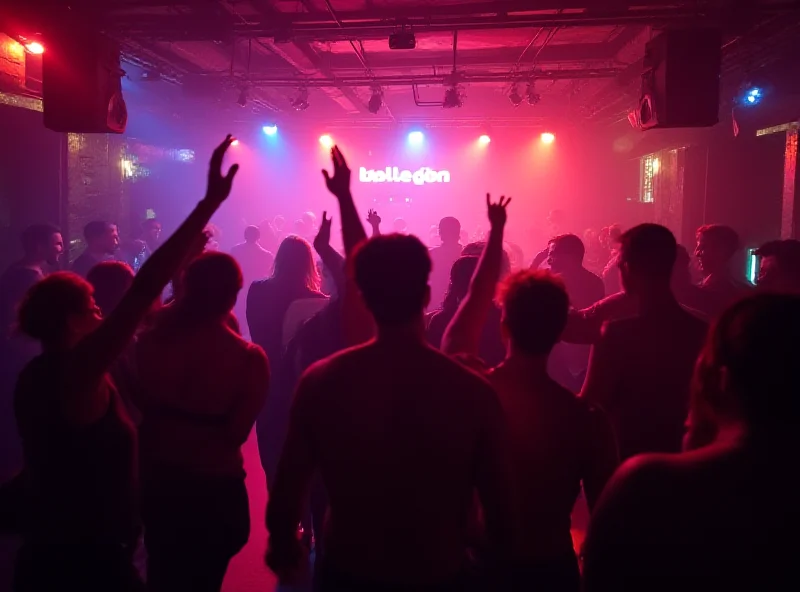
left=581, top=224, right=707, bottom=460
left=266, top=234, right=516, bottom=591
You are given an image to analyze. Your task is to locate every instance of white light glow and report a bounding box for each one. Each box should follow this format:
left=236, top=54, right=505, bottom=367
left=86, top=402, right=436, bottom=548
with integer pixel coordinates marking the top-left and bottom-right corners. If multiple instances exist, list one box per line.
left=24, top=42, right=44, bottom=55
left=263, top=125, right=278, bottom=136
left=319, top=134, right=333, bottom=148
left=408, top=131, right=424, bottom=145
left=541, top=132, right=555, bottom=144
left=478, top=134, right=491, bottom=145
left=652, top=157, right=660, bottom=174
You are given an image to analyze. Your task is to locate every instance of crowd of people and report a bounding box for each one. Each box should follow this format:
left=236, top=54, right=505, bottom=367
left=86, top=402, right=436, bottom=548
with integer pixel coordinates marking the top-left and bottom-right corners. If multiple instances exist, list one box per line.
left=0, top=135, right=799, bottom=591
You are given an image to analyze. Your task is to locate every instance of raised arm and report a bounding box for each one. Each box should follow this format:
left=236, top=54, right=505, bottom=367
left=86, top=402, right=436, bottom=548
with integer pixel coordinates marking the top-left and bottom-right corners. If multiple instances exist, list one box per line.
left=366, top=209, right=382, bottom=237
left=441, top=194, right=510, bottom=357
left=69, top=136, right=239, bottom=393
left=312, top=211, right=345, bottom=299
left=322, top=146, right=373, bottom=345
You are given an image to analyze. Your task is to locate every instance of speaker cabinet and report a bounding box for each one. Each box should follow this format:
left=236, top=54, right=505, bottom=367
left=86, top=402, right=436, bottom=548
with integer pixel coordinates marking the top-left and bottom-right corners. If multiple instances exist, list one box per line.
left=639, top=29, right=722, bottom=130
left=42, top=26, right=127, bottom=134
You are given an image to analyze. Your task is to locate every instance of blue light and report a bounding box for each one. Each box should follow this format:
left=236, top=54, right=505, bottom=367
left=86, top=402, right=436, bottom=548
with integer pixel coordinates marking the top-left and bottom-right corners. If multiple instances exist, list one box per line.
left=743, top=87, right=762, bottom=106
left=263, top=125, right=278, bottom=135
left=408, top=131, right=424, bottom=145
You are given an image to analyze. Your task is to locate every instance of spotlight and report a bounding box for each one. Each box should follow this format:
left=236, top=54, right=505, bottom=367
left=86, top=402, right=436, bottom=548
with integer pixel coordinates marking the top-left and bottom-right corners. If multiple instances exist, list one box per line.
left=408, top=131, right=424, bottom=145
left=319, top=134, right=333, bottom=148
left=24, top=41, right=44, bottom=55
left=526, top=81, right=541, bottom=105
left=442, top=85, right=463, bottom=109
left=291, top=88, right=310, bottom=111
left=262, top=125, right=278, bottom=136
left=743, top=86, right=763, bottom=106
left=478, top=134, right=491, bottom=145
left=368, top=88, right=383, bottom=114
left=540, top=132, right=555, bottom=144
left=508, top=85, right=523, bottom=107
left=231, top=139, right=240, bottom=146
left=237, top=88, right=248, bottom=107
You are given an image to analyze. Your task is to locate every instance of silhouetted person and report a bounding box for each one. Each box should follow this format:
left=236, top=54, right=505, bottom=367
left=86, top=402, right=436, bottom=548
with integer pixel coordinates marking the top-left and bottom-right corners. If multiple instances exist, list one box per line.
left=87, top=261, right=135, bottom=318
left=247, top=236, right=326, bottom=488
left=136, top=252, right=268, bottom=592
left=755, top=239, right=800, bottom=293
left=692, top=224, right=751, bottom=317
left=0, top=225, right=63, bottom=482
left=428, top=216, right=463, bottom=311
left=231, top=225, right=275, bottom=336
left=443, top=196, right=616, bottom=591
left=71, top=221, right=120, bottom=278
left=581, top=224, right=707, bottom=460
left=426, top=256, right=479, bottom=349
left=583, top=293, right=800, bottom=592
left=12, top=136, right=240, bottom=591
left=0, top=224, right=64, bottom=338
left=266, top=234, right=517, bottom=591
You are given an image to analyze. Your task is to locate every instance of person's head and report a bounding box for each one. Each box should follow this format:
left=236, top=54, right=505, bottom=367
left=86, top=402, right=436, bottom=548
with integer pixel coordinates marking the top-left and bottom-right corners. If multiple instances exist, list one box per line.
left=179, top=252, right=243, bottom=322
left=392, top=218, right=408, bottom=233
left=21, top=224, right=63, bottom=266
left=273, top=215, right=285, bottom=232
left=17, top=272, right=102, bottom=349
left=608, top=224, right=623, bottom=245
left=755, top=239, right=800, bottom=293
left=441, top=256, right=479, bottom=311
left=353, top=234, right=431, bottom=328
left=86, top=261, right=134, bottom=317
left=499, top=270, right=569, bottom=357
left=617, top=223, right=677, bottom=295
left=244, top=225, right=261, bottom=244
left=547, top=234, right=585, bottom=274
left=462, top=241, right=512, bottom=278
left=83, top=221, right=119, bottom=255
left=690, top=293, right=800, bottom=441
left=273, top=235, right=320, bottom=291
left=695, top=224, right=740, bottom=276
left=141, top=218, right=161, bottom=246
left=547, top=209, right=565, bottom=229
left=302, top=211, right=317, bottom=229
left=438, top=216, right=461, bottom=244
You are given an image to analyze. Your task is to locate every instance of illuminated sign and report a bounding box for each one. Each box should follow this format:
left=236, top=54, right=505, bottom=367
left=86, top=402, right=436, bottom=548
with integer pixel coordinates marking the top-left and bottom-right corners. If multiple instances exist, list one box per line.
left=359, top=166, right=451, bottom=185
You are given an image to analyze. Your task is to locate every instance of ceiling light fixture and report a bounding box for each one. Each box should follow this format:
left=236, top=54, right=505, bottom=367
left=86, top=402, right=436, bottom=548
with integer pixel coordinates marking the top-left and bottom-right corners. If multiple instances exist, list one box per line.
left=526, top=81, right=541, bottom=105
left=368, top=88, right=383, bottom=114
left=508, top=85, right=523, bottom=107
left=237, top=88, right=248, bottom=107
left=291, top=88, right=310, bottom=111
left=443, top=85, right=463, bottom=109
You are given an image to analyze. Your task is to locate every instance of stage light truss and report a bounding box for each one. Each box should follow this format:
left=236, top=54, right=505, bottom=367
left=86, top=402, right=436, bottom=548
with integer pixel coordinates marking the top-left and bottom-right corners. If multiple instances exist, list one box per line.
left=243, top=68, right=623, bottom=88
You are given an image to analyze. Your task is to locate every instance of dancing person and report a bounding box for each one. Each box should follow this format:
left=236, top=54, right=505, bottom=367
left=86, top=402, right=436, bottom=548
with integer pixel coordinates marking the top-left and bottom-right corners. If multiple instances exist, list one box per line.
left=231, top=225, right=274, bottom=337
left=136, top=252, right=268, bottom=592
left=266, top=233, right=517, bottom=591
left=425, top=256, right=479, bottom=349
left=583, top=293, right=800, bottom=591
left=692, top=224, right=751, bottom=317
left=11, top=136, right=239, bottom=591
left=443, top=196, right=617, bottom=591
left=87, top=261, right=135, bottom=318
left=366, top=209, right=382, bottom=237
left=71, top=221, right=120, bottom=278
left=428, top=216, right=464, bottom=312
left=755, top=239, right=800, bottom=293
left=581, top=224, right=707, bottom=461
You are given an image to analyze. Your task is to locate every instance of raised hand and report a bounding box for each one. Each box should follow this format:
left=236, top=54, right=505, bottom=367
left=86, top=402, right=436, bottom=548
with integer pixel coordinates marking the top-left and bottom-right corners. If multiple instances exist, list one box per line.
left=366, top=209, right=381, bottom=227
left=205, top=135, right=239, bottom=204
left=313, top=211, right=332, bottom=253
left=321, top=145, right=352, bottom=199
left=486, top=193, right=511, bottom=229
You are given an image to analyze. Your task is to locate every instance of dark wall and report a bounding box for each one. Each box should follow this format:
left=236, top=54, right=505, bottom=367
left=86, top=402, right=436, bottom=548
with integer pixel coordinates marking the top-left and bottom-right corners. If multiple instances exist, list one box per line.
left=0, top=103, right=65, bottom=271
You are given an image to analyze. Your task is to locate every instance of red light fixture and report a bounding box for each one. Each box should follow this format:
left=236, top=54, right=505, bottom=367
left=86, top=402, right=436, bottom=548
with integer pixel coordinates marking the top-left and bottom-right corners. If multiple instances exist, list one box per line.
left=540, top=132, right=555, bottom=144
left=24, top=41, right=44, bottom=55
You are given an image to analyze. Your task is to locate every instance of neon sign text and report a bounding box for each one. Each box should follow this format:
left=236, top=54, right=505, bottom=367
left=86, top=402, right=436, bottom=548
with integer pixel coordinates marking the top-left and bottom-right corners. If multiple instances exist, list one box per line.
left=359, top=166, right=451, bottom=185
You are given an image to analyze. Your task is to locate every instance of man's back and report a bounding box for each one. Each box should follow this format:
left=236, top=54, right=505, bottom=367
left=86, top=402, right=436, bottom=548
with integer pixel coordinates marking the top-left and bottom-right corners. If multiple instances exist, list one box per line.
left=291, top=339, right=512, bottom=584
left=428, top=243, right=462, bottom=310
left=582, top=307, right=707, bottom=459
left=231, top=241, right=274, bottom=283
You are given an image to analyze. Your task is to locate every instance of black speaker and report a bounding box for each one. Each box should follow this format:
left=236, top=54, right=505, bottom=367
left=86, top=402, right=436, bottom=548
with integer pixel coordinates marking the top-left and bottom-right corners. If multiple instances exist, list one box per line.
left=639, top=29, right=722, bottom=130
left=42, top=24, right=127, bottom=134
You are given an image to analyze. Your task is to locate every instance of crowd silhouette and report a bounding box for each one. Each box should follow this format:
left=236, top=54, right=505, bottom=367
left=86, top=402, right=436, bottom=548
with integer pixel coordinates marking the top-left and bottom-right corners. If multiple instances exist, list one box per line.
left=0, top=135, right=798, bottom=591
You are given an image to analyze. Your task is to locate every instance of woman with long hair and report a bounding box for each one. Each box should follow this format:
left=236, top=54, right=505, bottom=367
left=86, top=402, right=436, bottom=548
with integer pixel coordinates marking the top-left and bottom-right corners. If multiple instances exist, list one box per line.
left=11, top=136, right=239, bottom=591
left=136, top=252, right=268, bottom=591
left=425, top=255, right=478, bottom=348
left=246, top=235, right=327, bottom=490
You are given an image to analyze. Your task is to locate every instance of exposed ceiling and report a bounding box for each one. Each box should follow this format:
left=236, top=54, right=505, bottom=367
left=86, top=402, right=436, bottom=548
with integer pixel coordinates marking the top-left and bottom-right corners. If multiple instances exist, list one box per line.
left=13, top=1, right=800, bottom=128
